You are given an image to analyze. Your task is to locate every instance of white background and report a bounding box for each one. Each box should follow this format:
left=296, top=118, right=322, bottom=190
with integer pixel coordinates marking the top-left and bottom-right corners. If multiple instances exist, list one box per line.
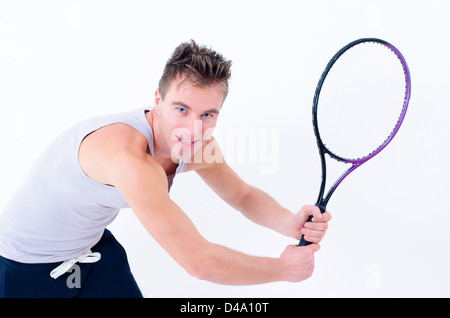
left=1, top=0, right=449, bottom=297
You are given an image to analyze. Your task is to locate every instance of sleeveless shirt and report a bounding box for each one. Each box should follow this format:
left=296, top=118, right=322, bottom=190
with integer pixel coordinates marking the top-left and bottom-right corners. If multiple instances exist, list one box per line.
left=0, top=107, right=186, bottom=263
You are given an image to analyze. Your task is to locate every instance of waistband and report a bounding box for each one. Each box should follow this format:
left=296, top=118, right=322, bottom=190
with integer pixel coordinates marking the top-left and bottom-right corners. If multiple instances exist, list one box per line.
left=0, top=229, right=113, bottom=272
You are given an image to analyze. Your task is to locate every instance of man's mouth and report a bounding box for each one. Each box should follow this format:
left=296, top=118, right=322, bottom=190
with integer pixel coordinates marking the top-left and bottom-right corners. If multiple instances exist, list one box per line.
left=177, top=136, right=200, bottom=145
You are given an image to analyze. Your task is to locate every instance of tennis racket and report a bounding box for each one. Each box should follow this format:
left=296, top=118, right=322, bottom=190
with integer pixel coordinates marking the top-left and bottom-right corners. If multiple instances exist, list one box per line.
left=299, top=38, right=411, bottom=246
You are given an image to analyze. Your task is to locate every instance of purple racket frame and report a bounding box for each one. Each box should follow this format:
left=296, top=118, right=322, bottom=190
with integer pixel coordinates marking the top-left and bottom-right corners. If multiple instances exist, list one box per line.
left=299, top=38, right=411, bottom=246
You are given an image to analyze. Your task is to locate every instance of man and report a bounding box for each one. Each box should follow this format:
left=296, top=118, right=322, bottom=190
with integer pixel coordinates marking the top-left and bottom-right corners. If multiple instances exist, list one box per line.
left=0, top=40, right=331, bottom=297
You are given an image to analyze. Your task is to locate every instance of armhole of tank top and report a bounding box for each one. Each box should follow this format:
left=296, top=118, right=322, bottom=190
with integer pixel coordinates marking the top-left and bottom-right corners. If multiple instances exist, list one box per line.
left=75, top=120, right=153, bottom=190
left=76, top=123, right=118, bottom=190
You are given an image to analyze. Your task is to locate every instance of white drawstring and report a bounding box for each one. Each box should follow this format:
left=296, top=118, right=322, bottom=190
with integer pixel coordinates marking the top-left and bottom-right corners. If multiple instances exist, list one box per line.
left=50, top=250, right=101, bottom=279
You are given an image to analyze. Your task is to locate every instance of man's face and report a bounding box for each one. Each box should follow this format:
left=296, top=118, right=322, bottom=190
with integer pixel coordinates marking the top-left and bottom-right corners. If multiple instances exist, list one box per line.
left=155, top=76, right=224, bottom=162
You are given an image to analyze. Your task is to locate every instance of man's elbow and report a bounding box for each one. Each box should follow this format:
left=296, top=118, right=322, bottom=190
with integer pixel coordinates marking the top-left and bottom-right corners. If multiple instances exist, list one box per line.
left=187, top=264, right=210, bottom=281
left=184, top=248, right=219, bottom=282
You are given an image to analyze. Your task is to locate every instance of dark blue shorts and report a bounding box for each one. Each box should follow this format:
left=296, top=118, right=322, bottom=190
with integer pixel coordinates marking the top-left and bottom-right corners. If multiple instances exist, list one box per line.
left=0, top=229, right=143, bottom=298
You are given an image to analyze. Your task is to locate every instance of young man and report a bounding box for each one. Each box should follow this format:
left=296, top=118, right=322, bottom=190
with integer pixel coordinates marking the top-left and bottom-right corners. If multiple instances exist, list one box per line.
left=0, top=40, right=331, bottom=297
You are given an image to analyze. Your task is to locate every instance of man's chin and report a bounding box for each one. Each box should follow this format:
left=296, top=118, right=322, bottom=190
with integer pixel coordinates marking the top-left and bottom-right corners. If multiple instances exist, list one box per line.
left=170, top=142, right=203, bottom=163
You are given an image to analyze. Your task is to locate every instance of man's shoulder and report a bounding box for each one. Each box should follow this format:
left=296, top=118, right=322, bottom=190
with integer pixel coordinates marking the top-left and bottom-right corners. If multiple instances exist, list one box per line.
left=78, top=122, right=153, bottom=185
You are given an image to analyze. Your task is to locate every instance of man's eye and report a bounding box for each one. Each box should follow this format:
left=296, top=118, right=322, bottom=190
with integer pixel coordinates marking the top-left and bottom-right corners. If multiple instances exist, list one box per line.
left=177, top=107, right=186, bottom=113
left=202, top=113, right=211, bottom=118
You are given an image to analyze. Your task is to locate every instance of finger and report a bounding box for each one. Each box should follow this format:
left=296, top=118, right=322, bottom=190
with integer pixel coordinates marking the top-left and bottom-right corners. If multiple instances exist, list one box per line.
left=299, top=205, right=321, bottom=221
left=301, top=228, right=326, bottom=240
left=302, top=233, right=323, bottom=244
left=305, top=243, right=321, bottom=253
left=310, top=207, right=323, bottom=221
left=305, top=221, right=328, bottom=231
left=312, top=210, right=332, bottom=222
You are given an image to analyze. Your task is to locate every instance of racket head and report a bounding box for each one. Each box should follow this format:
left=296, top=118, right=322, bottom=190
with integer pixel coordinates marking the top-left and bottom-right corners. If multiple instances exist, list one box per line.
left=312, top=38, right=411, bottom=165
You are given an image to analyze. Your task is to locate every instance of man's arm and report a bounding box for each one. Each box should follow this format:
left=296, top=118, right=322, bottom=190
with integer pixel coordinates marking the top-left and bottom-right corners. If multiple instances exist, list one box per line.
left=86, top=125, right=319, bottom=285
left=111, top=152, right=322, bottom=285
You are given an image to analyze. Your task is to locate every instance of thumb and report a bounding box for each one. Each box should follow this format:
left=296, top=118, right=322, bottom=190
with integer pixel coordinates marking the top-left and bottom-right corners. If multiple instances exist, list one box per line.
left=299, top=205, right=322, bottom=222
left=304, top=243, right=321, bottom=253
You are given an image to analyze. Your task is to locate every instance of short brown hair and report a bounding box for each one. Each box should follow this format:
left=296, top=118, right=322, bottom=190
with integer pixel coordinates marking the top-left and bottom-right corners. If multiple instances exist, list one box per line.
left=158, top=40, right=232, bottom=101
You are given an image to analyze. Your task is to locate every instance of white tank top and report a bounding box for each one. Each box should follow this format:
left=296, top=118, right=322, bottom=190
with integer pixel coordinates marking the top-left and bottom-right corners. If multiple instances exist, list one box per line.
left=0, top=107, right=186, bottom=263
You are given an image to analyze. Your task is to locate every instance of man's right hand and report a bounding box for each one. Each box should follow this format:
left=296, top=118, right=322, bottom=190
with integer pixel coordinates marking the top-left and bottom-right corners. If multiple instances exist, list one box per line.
left=279, top=244, right=321, bottom=282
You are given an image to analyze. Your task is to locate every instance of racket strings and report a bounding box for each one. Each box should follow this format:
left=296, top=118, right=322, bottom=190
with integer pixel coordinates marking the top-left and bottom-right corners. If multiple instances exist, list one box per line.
left=316, top=41, right=408, bottom=161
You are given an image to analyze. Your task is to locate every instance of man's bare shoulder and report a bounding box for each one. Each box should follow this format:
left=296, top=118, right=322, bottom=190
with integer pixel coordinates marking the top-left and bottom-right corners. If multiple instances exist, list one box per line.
left=78, top=123, right=154, bottom=185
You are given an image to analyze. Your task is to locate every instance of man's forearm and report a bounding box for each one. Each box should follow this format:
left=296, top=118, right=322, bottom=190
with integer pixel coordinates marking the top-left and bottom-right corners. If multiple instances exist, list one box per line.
left=195, top=242, right=285, bottom=285
left=237, top=186, right=296, bottom=238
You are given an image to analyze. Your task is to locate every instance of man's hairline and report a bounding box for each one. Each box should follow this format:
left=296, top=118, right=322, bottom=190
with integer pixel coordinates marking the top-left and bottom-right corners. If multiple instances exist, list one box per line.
left=160, top=73, right=228, bottom=102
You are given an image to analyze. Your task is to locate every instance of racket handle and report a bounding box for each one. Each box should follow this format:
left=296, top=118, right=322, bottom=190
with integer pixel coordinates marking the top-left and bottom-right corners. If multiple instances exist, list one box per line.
left=298, top=215, right=314, bottom=246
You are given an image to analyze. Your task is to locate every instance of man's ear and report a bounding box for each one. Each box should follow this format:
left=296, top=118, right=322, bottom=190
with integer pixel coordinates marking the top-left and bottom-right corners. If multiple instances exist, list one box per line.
left=154, top=89, right=162, bottom=111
